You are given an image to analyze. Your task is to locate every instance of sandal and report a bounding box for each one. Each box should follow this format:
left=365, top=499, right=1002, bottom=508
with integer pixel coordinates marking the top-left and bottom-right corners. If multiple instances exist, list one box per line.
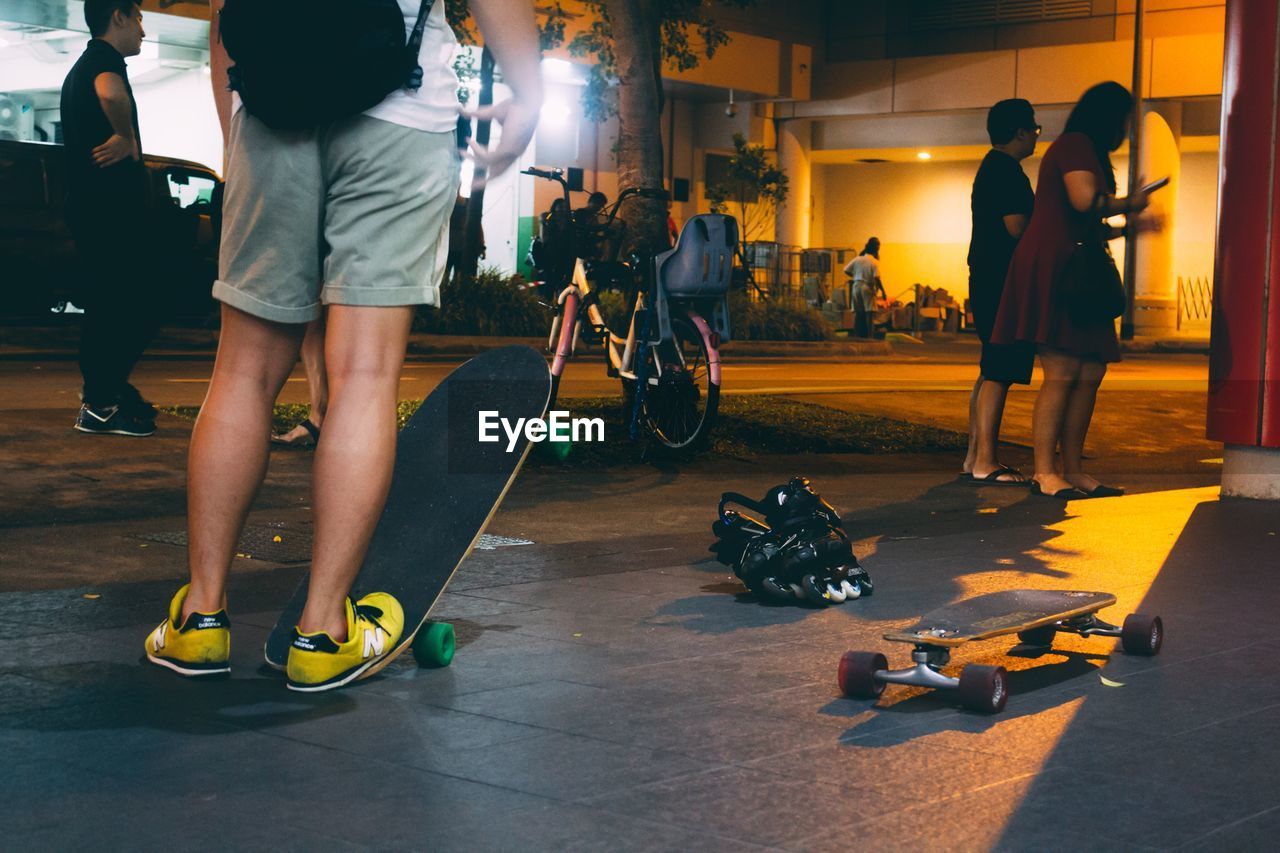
left=969, top=465, right=1029, bottom=487
left=1078, top=483, right=1125, bottom=498
left=1030, top=480, right=1083, bottom=499
left=271, top=418, right=320, bottom=447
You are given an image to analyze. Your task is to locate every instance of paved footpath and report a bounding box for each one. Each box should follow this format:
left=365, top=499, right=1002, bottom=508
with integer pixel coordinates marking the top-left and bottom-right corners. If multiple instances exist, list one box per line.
left=2, top=406, right=1276, bottom=850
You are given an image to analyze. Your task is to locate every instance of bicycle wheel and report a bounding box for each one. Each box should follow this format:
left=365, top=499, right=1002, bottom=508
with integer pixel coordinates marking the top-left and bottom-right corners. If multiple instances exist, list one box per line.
left=636, top=313, right=720, bottom=450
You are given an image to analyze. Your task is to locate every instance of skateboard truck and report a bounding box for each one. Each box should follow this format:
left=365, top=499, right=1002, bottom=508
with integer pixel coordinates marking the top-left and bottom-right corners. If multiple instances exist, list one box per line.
left=1058, top=613, right=1123, bottom=638
left=875, top=645, right=962, bottom=692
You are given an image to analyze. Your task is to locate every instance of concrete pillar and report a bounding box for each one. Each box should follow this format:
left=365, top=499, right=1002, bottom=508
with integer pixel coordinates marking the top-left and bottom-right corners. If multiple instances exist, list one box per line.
left=1132, top=111, right=1179, bottom=335
left=775, top=119, right=812, bottom=248
left=1209, top=0, right=1280, bottom=499
left=1222, top=446, right=1280, bottom=500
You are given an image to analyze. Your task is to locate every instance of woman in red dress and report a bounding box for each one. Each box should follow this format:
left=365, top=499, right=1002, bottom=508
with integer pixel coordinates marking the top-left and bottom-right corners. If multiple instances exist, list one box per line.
left=991, top=82, right=1160, bottom=499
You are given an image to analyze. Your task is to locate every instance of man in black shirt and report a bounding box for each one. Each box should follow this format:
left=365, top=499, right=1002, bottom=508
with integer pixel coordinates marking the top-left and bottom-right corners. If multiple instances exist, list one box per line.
left=962, top=98, right=1038, bottom=484
left=60, top=0, right=158, bottom=437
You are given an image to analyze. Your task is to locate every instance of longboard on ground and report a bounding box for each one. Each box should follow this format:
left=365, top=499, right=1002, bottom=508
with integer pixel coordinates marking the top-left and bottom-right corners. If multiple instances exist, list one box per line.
left=838, top=589, right=1163, bottom=713
left=263, top=345, right=553, bottom=674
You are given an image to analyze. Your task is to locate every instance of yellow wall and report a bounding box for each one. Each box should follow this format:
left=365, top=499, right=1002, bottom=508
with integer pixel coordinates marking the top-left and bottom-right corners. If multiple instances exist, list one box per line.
left=1172, top=151, right=1219, bottom=283
left=817, top=147, right=1220, bottom=303
left=817, top=158, right=983, bottom=298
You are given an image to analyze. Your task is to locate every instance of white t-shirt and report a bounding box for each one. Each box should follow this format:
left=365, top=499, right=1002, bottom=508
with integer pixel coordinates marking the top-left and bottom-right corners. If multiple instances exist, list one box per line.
left=364, top=0, right=461, bottom=133
left=844, top=254, right=880, bottom=284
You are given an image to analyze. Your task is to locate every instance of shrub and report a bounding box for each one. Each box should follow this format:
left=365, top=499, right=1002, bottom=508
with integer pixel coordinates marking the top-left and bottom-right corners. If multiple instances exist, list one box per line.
left=414, top=267, right=551, bottom=336
left=411, top=267, right=830, bottom=341
left=594, top=288, right=631, bottom=332
left=594, top=288, right=833, bottom=341
left=728, top=292, right=833, bottom=341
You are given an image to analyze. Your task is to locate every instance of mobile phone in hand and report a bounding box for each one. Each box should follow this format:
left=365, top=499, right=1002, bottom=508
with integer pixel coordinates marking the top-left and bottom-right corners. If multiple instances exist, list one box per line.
left=1140, top=176, right=1170, bottom=195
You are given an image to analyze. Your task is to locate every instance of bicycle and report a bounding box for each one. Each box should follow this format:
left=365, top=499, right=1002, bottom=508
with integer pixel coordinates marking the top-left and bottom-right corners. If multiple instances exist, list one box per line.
left=521, top=167, right=737, bottom=452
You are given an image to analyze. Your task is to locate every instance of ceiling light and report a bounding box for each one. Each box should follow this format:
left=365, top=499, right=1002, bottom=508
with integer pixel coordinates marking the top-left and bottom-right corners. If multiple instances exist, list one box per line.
left=540, top=96, right=573, bottom=129
left=541, top=58, right=582, bottom=84
left=917, top=151, right=932, bottom=161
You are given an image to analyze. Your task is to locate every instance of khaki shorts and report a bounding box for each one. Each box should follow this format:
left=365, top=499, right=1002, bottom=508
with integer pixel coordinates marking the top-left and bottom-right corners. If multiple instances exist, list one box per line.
left=214, top=110, right=460, bottom=324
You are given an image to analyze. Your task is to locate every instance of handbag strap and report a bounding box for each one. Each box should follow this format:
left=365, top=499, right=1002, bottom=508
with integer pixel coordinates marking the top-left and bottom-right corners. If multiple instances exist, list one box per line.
left=405, top=0, right=438, bottom=91
left=1081, top=190, right=1111, bottom=244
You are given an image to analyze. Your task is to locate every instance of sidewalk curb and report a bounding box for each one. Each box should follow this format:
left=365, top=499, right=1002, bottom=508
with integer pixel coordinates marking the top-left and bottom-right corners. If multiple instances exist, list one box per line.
left=1120, top=338, right=1211, bottom=354
left=1, top=327, right=895, bottom=360
left=0, top=326, right=1207, bottom=358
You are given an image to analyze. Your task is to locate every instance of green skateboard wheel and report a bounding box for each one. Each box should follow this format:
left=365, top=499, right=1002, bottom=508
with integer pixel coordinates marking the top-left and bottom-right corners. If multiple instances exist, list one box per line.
left=548, top=437, right=571, bottom=462
left=412, top=621, right=455, bottom=667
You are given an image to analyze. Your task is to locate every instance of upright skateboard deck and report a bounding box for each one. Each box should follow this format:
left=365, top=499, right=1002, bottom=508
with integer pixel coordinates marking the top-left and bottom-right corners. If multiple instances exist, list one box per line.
left=883, top=589, right=1116, bottom=647
left=264, top=345, right=552, bottom=671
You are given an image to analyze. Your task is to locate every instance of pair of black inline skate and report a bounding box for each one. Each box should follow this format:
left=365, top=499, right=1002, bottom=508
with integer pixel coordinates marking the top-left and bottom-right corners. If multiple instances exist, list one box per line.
left=711, top=477, right=873, bottom=606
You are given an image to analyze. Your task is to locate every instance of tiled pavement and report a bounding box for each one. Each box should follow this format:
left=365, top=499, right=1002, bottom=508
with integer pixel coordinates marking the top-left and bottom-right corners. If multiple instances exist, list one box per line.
left=3, top=440, right=1278, bottom=850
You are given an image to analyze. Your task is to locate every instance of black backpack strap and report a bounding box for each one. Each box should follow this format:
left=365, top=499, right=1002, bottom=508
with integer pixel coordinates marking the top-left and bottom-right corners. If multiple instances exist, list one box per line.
left=405, top=0, right=438, bottom=91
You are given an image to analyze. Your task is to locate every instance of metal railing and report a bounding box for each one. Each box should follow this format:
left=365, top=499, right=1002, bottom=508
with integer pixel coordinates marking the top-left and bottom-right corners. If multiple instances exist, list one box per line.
left=741, top=242, right=861, bottom=304
left=1177, top=275, right=1213, bottom=330
left=740, top=242, right=967, bottom=335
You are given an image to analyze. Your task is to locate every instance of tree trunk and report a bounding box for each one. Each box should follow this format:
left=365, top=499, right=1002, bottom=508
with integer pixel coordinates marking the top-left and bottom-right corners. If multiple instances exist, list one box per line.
left=603, top=0, right=667, bottom=254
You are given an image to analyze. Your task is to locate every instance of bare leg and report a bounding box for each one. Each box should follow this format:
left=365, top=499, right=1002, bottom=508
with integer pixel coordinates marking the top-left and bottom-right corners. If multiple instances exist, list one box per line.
left=275, top=315, right=329, bottom=441
left=298, top=314, right=329, bottom=425
left=297, top=305, right=414, bottom=641
left=973, top=378, right=1023, bottom=481
left=963, top=375, right=982, bottom=474
left=185, top=306, right=306, bottom=617
left=1031, top=347, right=1081, bottom=494
left=1061, top=359, right=1107, bottom=492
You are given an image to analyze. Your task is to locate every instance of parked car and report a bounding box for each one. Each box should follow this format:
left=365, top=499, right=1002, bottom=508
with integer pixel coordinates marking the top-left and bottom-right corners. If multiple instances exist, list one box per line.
left=0, top=139, right=221, bottom=322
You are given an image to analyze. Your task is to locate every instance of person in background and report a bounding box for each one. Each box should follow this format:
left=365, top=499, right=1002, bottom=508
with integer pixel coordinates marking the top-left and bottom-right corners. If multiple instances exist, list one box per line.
left=541, top=196, right=569, bottom=243
left=991, top=82, right=1160, bottom=499
left=843, top=238, right=884, bottom=338
left=572, top=190, right=613, bottom=261
left=574, top=190, right=608, bottom=224
left=61, top=0, right=159, bottom=437
left=961, top=98, right=1039, bottom=485
left=444, top=194, right=484, bottom=286
left=269, top=316, right=327, bottom=447
left=532, top=197, right=572, bottom=297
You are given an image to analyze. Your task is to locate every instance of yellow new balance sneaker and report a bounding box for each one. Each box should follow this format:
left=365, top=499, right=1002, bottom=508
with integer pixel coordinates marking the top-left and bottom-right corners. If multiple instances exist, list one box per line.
left=286, top=593, right=405, bottom=693
left=144, top=584, right=231, bottom=677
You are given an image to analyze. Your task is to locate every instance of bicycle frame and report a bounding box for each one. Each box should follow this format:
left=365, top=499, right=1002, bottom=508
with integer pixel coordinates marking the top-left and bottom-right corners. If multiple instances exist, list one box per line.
left=549, top=259, right=721, bottom=400
left=524, top=166, right=724, bottom=447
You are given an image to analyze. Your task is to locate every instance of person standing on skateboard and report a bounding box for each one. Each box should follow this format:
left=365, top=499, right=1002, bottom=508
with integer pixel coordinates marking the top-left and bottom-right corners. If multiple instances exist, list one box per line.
left=144, top=0, right=542, bottom=691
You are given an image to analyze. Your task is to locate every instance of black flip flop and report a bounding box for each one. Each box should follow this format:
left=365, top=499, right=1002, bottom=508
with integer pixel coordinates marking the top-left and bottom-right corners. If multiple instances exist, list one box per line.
left=970, top=465, right=1029, bottom=487
left=958, top=471, right=974, bottom=481
left=1079, top=483, right=1125, bottom=498
left=1030, top=481, right=1083, bottom=499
